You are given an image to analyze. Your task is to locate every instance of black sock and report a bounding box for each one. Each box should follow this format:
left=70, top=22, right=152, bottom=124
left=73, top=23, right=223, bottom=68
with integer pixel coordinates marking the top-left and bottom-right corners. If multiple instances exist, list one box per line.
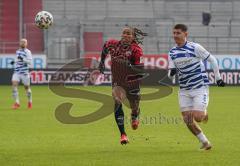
left=114, top=103, right=126, bottom=135
left=131, top=108, right=140, bottom=119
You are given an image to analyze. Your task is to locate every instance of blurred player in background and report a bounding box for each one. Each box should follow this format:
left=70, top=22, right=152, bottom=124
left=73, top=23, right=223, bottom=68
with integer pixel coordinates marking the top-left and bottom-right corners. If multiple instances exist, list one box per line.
left=168, top=24, right=225, bottom=150
left=11, top=38, right=33, bottom=109
left=98, top=26, right=147, bottom=145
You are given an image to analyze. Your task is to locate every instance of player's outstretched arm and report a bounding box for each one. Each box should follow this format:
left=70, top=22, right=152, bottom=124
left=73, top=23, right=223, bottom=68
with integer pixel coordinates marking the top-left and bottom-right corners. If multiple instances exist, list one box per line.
left=98, top=43, right=108, bottom=74
left=207, top=54, right=225, bottom=87
left=98, top=61, right=105, bottom=74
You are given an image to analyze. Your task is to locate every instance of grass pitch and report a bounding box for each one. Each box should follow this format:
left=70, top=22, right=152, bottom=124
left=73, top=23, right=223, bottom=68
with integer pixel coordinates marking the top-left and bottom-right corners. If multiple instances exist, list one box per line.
left=0, top=85, right=239, bottom=166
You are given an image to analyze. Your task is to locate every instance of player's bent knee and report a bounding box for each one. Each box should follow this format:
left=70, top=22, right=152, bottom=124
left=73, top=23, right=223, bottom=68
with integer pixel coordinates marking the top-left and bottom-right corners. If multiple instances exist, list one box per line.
left=192, top=111, right=206, bottom=122
left=12, top=81, right=19, bottom=86
left=24, top=85, right=30, bottom=90
left=194, top=116, right=202, bottom=122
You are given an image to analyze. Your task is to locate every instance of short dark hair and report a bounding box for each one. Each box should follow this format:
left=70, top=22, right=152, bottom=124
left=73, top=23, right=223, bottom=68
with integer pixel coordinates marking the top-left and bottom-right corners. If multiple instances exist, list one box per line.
left=174, top=24, right=188, bottom=32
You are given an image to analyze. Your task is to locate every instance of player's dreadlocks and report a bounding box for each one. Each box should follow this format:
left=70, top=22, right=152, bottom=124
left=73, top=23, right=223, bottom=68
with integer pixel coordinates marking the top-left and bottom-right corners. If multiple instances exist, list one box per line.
left=130, top=27, right=148, bottom=45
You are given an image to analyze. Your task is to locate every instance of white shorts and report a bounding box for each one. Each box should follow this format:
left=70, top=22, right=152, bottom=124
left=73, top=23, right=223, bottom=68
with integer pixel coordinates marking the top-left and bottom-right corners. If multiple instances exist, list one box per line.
left=12, top=73, right=31, bottom=86
left=178, top=86, right=209, bottom=112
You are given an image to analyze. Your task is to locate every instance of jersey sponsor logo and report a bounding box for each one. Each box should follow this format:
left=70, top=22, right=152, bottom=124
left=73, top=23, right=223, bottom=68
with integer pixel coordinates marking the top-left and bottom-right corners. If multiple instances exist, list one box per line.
left=140, top=56, right=144, bottom=63
left=85, top=54, right=168, bottom=69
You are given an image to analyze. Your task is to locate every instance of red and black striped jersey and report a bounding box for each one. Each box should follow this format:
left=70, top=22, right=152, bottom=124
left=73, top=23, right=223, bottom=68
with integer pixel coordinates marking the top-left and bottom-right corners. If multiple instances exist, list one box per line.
left=101, top=39, right=144, bottom=89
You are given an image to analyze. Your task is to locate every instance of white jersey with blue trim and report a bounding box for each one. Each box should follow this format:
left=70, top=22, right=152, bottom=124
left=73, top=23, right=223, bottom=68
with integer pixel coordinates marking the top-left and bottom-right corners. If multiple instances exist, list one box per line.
left=168, top=41, right=210, bottom=90
left=14, top=48, right=32, bottom=74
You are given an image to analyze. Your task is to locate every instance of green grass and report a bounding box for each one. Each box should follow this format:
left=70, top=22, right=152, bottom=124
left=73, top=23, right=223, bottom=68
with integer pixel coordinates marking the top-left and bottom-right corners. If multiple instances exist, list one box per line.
left=0, top=85, right=240, bottom=166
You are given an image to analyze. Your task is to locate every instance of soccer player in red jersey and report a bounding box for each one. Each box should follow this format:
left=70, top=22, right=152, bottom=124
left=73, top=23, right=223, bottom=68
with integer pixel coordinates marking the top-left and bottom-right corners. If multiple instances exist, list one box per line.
left=98, top=27, right=147, bottom=145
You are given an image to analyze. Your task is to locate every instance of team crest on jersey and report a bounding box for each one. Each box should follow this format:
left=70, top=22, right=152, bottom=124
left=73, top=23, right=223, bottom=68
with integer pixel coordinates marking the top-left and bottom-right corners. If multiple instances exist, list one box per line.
left=125, top=51, right=132, bottom=57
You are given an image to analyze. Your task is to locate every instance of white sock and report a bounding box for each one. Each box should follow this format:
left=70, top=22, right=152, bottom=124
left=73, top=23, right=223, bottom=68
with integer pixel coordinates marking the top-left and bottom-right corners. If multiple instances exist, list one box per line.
left=12, top=87, right=20, bottom=104
left=196, top=132, right=209, bottom=143
left=27, top=88, right=32, bottom=103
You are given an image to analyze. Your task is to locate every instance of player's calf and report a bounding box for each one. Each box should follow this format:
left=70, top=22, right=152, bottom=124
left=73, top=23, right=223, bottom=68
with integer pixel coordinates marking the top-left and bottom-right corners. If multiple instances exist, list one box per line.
left=182, top=111, right=194, bottom=125
left=182, top=111, right=202, bottom=135
left=12, top=85, right=20, bottom=105
left=25, top=86, right=32, bottom=109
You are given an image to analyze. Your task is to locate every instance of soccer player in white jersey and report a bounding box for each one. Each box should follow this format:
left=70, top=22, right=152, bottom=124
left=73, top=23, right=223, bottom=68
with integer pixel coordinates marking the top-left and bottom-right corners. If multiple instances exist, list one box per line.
left=168, top=24, right=225, bottom=150
left=11, top=38, right=33, bottom=109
